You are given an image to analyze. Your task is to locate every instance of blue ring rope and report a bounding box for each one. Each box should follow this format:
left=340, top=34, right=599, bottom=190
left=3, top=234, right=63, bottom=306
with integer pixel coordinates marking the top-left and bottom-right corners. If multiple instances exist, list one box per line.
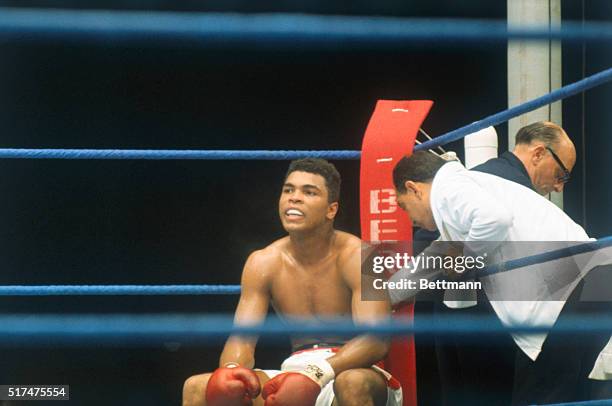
left=546, top=401, right=612, bottom=406
left=1, top=9, right=612, bottom=46
left=0, top=284, right=240, bottom=296
left=0, top=314, right=610, bottom=346
left=0, top=149, right=360, bottom=160
left=1, top=66, right=611, bottom=160
left=416, top=66, right=612, bottom=151
left=1, top=236, right=609, bottom=296
left=482, top=236, right=612, bottom=276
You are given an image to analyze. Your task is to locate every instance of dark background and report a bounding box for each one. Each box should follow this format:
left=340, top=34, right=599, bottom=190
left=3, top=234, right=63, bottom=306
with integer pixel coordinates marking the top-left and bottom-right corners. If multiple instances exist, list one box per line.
left=0, top=1, right=610, bottom=405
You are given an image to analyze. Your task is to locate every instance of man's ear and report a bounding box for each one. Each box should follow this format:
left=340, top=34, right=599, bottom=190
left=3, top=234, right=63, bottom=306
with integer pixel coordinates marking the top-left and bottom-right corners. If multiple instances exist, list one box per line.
left=531, top=144, right=546, bottom=165
left=404, top=180, right=420, bottom=197
left=326, top=202, right=339, bottom=220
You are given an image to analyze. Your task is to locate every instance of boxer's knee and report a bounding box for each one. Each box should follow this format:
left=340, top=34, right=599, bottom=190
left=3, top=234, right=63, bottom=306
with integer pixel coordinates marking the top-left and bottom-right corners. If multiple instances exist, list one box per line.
left=182, top=373, right=212, bottom=406
left=333, top=368, right=387, bottom=406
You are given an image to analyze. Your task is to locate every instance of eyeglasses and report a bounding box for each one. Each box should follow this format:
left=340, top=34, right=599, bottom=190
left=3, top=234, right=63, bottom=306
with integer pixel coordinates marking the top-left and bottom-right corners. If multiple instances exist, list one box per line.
left=545, top=146, right=571, bottom=183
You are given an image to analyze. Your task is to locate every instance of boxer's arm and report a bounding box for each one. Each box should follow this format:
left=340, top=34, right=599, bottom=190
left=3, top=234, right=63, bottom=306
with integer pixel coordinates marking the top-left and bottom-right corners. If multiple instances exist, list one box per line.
left=327, top=246, right=391, bottom=373
left=220, top=250, right=272, bottom=369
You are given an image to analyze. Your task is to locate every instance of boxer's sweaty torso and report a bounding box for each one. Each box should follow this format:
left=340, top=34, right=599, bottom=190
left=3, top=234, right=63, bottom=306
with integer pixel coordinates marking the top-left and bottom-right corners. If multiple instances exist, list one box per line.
left=258, top=230, right=360, bottom=350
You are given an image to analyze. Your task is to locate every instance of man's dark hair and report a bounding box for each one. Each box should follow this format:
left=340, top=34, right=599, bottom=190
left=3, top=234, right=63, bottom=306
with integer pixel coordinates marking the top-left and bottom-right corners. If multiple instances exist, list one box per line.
left=393, top=151, right=447, bottom=193
left=515, top=121, right=565, bottom=147
left=285, top=158, right=341, bottom=203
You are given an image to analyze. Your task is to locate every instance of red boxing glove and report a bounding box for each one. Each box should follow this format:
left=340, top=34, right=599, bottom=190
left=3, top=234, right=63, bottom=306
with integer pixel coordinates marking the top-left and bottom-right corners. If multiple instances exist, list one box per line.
left=262, top=360, right=335, bottom=406
left=205, top=364, right=261, bottom=406
left=262, top=372, right=321, bottom=406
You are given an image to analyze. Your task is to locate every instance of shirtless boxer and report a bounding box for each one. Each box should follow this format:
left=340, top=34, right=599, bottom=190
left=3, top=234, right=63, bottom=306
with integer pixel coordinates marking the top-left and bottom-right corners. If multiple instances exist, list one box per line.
left=182, top=158, right=402, bottom=406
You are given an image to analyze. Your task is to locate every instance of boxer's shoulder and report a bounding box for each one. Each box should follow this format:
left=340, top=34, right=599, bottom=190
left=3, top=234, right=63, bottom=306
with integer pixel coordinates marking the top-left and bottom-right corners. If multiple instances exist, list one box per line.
left=333, top=231, right=361, bottom=282
left=334, top=231, right=361, bottom=260
left=242, top=240, right=285, bottom=281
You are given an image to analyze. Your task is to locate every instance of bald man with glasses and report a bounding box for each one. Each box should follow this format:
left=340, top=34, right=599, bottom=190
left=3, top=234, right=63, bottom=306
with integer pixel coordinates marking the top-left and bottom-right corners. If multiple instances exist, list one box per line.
left=473, top=121, right=575, bottom=196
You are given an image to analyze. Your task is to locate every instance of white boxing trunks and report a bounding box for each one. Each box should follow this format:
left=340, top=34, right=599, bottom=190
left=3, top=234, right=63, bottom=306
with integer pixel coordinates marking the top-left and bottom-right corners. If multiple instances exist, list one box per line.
left=259, top=346, right=403, bottom=406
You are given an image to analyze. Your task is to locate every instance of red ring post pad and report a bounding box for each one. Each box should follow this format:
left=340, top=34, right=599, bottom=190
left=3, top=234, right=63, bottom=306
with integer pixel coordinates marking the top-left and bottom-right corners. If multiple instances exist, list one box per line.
left=360, top=100, right=433, bottom=406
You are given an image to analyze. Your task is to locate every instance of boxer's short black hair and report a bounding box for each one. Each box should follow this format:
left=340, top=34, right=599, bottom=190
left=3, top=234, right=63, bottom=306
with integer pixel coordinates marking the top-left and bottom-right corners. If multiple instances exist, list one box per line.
left=285, top=158, right=341, bottom=203
left=393, top=151, right=447, bottom=193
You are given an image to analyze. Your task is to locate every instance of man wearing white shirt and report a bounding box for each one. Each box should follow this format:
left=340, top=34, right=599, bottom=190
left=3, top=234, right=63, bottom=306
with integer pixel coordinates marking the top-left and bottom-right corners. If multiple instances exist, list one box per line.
left=411, top=121, right=578, bottom=406
left=390, top=150, right=610, bottom=405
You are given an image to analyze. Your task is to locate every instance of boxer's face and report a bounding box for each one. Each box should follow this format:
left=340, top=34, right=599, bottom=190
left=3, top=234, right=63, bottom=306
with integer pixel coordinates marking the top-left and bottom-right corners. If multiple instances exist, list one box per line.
left=395, top=181, right=437, bottom=231
left=279, top=171, right=338, bottom=233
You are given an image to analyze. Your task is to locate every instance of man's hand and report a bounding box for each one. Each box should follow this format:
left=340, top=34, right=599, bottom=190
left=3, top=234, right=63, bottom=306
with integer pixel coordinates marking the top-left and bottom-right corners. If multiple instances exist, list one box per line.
left=262, top=360, right=334, bottom=406
left=441, top=242, right=466, bottom=280
left=206, top=365, right=261, bottom=406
